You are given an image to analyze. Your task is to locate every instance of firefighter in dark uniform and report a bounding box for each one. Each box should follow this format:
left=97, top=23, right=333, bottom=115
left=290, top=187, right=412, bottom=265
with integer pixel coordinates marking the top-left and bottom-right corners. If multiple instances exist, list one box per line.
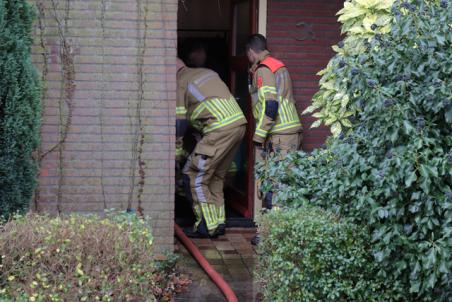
left=176, top=58, right=247, bottom=238
left=246, top=34, right=303, bottom=244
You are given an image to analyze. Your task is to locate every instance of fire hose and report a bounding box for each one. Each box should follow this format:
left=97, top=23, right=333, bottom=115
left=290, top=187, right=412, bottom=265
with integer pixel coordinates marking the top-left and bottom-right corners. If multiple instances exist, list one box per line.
left=174, top=223, right=238, bottom=302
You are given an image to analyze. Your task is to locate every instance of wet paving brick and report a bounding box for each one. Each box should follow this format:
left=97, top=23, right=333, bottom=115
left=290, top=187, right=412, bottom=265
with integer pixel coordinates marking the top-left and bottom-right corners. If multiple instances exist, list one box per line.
left=214, top=242, right=235, bottom=251
left=222, top=250, right=239, bottom=254
left=202, top=249, right=222, bottom=260
left=232, top=242, right=253, bottom=248
left=175, top=228, right=262, bottom=302
left=220, top=253, right=243, bottom=260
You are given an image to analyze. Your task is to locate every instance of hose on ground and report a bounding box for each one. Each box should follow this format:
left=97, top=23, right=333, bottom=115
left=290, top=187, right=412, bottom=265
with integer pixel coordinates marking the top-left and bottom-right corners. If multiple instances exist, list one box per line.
left=174, top=223, right=238, bottom=302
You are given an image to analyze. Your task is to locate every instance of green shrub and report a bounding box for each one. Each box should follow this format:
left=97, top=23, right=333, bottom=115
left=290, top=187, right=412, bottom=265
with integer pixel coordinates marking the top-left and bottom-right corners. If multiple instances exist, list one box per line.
left=0, top=213, right=187, bottom=302
left=257, top=207, right=391, bottom=302
left=258, top=1, right=451, bottom=300
left=0, top=0, right=41, bottom=218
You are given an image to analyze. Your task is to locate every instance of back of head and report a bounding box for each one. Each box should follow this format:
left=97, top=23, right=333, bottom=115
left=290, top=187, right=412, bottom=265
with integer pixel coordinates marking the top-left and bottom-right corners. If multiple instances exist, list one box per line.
left=183, top=39, right=207, bottom=68
left=245, top=34, right=268, bottom=53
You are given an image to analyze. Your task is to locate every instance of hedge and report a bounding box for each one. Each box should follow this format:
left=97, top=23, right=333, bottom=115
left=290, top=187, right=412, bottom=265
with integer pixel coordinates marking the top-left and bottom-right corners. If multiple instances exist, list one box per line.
left=0, top=212, right=189, bottom=301
left=257, top=207, right=393, bottom=302
left=258, top=1, right=451, bottom=300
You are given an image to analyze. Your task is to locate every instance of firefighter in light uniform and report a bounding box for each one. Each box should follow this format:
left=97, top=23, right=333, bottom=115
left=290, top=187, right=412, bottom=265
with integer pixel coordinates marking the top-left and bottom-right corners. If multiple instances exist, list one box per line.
left=246, top=34, right=302, bottom=243
left=176, top=58, right=247, bottom=238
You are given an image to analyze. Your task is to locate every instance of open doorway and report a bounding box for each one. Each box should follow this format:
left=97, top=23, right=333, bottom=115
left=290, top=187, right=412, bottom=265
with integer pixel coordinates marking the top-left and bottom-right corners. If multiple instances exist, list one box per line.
left=175, top=0, right=257, bottom=227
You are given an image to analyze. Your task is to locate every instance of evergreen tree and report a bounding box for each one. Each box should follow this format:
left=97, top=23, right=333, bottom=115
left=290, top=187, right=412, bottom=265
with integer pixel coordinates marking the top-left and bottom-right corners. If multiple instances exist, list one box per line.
left=0, top=0, right=41, bottom=217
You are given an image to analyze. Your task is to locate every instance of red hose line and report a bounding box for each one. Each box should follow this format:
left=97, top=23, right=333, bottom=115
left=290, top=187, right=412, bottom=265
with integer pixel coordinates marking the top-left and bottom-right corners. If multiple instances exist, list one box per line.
left=175, top=223, right=238, bottom=302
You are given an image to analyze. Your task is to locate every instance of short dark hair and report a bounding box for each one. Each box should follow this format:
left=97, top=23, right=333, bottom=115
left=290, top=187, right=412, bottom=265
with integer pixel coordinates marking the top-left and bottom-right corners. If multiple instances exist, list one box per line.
left=179, top=39, right=206, bottom=64
left=245, top=34, right=267, bottom=52
left=187, top=40, right=206, bottom=55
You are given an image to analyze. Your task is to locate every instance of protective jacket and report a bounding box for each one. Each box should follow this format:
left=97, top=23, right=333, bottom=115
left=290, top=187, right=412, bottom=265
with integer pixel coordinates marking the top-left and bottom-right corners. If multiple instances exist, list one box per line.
left=249, top=50, right=302, bottom=143
left=177, top=67, right=247, bottom=157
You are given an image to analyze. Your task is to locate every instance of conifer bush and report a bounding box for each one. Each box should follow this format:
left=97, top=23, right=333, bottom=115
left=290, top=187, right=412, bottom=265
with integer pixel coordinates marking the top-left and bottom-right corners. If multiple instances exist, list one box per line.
left=0, top=0, right=41, bottom=218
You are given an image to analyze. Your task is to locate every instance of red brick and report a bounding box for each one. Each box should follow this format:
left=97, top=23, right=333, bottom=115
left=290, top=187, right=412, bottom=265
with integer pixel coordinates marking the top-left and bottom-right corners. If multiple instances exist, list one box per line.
left=33, top=0, right=178, bottom=250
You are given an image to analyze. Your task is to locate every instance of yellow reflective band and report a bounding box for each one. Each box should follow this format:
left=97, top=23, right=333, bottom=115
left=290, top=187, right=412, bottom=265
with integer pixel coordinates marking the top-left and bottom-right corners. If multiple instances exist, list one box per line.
left=279, top=100, right=290, bottom=123
left=289, top=102, right=299, bottom=119
left=192, top=121, right=203, bottom=132
left=209, top=204, right=218, bottom=224
left=229, top=162, right=238, bottom=172
left=255, top=128, right=267, bottom=138
left=253, top=102, right=262, bottom=119
left=284, top=102, right=300, bottom=122
left=218, top=208, right=224, bottom=225
left=255, top=85, right=280, bottom=138
left=215, top=99, right=230, bottom=119
left=200, top=204, right=211, bottom=225
left=218, top=99, right=234, bottom=117
left=203, top=113, right=244, bottom=133
left=224, top=99, right=237, bottom=115
left=200, top=203, right=217, bottom=230
left=176, top=148, right=188, bottom=157
left=217, top=205, right=225, bottom=223
left=204, top=100, right=223, bottom=121
left=229, top=99, right=240, bottom=114
left=271, top=121, right=302, bottom=133
left=233, top=100, right=243, bottom=114
left=207, top=204, right=215, bottom=227
left=256, top=96, right=267, bottom=138
left=193, top=204, right=202, bottom=227
left=176, top=106, right=187, bottom=115
left=258, top=86, right=277, bottom=94
left=191, top=97, right=245, bottom=134
left=191, top=102, right=206, bottom=122
left=216, top=98, right=232, bottom=117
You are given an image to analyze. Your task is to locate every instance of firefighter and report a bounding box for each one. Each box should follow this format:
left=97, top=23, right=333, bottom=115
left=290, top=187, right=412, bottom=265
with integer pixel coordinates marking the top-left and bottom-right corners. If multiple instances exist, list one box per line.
left=246, top=34, right=302, bottom=244
left=175, top=41, right=206, bottom=198
left=176, top=58, right=247, bottom=238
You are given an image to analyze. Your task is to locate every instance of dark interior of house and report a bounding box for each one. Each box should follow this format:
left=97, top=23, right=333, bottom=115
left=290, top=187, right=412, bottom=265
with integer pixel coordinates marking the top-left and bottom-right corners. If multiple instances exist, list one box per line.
left=175, top=0, right=254, bottom=227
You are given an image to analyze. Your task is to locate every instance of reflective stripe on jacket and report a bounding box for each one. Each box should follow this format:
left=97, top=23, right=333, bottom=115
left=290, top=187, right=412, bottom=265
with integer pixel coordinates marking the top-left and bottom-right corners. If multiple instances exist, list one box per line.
left=176, top=67, right=247, bottom=156
left=249, top=51, right=302, bottom=143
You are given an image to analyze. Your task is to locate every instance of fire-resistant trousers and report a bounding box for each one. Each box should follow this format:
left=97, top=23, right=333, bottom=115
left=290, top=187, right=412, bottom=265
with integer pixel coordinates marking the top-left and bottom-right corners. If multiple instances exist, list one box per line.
left=183, top=125, right=246, bottom=234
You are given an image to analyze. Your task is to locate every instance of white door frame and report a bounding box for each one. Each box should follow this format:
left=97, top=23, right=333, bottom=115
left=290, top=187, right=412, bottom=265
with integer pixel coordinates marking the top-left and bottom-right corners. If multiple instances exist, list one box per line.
left=258, top=0, right=267, bottom=36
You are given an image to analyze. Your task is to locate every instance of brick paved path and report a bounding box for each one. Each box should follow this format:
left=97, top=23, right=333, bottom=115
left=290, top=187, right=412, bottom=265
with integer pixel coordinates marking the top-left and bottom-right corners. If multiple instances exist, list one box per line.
left=174, top=228, right=263, bottom=302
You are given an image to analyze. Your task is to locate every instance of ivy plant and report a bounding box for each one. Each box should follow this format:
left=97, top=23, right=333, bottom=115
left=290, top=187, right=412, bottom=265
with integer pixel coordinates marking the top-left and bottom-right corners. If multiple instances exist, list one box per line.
left=258, top=1, right=451, bottom=300
left=303, top=0, right=396, bottom=136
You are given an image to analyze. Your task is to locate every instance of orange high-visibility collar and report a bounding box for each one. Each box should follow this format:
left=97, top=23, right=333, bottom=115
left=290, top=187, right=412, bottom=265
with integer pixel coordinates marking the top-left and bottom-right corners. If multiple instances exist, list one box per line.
left=260, top=56, right=285, bottom=73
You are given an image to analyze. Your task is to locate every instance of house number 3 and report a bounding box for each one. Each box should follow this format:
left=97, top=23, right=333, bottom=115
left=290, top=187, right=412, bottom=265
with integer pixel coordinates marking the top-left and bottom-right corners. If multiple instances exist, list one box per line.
left=295, top=22, right=315, bottom=41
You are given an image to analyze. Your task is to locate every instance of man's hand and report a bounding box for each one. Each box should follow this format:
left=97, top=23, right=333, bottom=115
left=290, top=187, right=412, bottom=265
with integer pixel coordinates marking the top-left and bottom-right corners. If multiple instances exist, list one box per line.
left=192, top=132, right=202, bottom=142
left=176, top=147, right=188, bottom=164
left=254, top=141, right=263, bottom=148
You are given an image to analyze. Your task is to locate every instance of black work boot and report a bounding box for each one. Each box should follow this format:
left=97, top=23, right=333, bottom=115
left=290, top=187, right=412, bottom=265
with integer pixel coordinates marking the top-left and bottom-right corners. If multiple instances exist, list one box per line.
left=184, top=227, right=221, bottom=239
left=251, top=234, right=261, bottom=245
left=206, top=224, right=224, bottom=239
left=183, top=219, right=211, bottom=238
left=216, top=223, right=226, bottom=236
left=183, top=227, right=208, bottom=238
left=264, top=191, right=273, bottom=210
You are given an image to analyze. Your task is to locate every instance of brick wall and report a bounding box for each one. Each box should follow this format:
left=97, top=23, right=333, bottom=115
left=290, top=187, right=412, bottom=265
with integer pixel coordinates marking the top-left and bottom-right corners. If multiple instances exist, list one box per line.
left=266, top=0, right=343, bottom=151
left=31, top=0, right=177, bottom=252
